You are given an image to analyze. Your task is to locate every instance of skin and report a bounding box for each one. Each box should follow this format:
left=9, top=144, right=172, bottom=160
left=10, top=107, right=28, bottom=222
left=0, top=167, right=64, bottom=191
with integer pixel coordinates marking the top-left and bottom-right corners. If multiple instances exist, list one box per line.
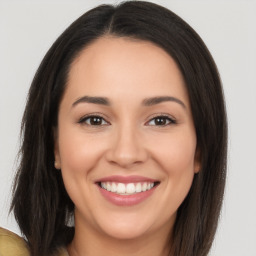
left=54, top=36, right=200, bottom=256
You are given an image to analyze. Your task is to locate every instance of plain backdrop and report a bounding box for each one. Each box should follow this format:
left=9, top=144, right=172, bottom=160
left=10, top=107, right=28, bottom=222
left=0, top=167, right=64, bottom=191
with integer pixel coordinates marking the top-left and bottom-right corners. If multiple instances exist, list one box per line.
left=0, top=1, right=255, bottom=255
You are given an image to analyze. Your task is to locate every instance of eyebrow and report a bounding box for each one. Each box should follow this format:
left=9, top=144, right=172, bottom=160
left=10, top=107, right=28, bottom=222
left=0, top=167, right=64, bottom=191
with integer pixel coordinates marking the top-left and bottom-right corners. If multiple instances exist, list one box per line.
left=72, top=96, right=110, bottom=107
left=142, top=96, right=186, bottom=109
left=72, top=95, right=186, bottom=109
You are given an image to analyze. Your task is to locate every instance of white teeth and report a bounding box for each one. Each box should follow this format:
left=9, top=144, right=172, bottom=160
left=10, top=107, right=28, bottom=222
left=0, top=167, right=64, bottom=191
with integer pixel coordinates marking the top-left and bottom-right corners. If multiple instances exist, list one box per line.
left=102, top=182, right=107, bottom=189
left=135, top=183, right=142, bottom=193
left=100, top=182, right=155, bottom=195
left=106, top=182, right=111, bottom=191
left=117, top=183, right=126, bottom=194
left=126, top=183, right=135, bottom=194
left=142, top=182, right=147, bottom=192
left=111, top=182, right=117, bottom=193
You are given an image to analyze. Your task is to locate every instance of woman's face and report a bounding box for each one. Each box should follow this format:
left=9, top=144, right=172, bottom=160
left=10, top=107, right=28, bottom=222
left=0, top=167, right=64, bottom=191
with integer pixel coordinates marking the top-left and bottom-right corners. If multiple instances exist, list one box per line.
left=55, top=37, right=200, bottom=241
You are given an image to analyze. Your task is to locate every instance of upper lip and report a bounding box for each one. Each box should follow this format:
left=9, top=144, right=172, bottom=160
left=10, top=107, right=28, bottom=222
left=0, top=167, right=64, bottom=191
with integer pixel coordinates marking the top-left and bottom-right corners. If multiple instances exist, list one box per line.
left=95, top=175, right=159, bottom=184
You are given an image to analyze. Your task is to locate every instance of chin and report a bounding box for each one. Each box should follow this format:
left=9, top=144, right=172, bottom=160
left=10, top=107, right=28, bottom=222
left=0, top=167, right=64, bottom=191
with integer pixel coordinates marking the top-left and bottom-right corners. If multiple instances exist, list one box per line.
left=101, top=224, right=150, bottom=240
left=93, top=212, right=153, bottom=240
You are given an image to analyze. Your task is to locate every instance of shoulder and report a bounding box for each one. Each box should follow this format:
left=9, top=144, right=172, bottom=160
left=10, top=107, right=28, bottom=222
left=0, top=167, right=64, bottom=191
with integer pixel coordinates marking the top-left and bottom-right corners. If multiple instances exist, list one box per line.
left=0, top=227, right=30, bottom=256
left=0, top=228, right=69, bottom=256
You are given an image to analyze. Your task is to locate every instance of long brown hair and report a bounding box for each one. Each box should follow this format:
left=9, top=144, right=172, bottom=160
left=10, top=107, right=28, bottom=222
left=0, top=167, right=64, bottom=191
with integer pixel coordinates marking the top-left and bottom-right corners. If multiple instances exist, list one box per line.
left=11, top=1, right=227, bottom=256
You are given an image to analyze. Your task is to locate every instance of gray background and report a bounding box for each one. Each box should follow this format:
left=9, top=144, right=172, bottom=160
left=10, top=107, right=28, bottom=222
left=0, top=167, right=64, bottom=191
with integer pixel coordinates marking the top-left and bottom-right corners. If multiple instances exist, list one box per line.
left=0, top=1, right=255, bottom=255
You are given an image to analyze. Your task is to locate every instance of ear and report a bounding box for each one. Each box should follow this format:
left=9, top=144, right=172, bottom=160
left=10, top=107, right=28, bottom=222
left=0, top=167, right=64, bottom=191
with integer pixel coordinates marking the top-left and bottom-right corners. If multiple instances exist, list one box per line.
left=194, top=147, right=201, bottom=174
left=53, top=128, right=61, bottom=170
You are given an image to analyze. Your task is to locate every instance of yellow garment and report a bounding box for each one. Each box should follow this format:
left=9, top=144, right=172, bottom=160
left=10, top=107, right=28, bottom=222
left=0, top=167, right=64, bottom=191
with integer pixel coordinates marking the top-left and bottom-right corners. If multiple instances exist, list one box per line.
left=0, top=228, right=68, bottom=256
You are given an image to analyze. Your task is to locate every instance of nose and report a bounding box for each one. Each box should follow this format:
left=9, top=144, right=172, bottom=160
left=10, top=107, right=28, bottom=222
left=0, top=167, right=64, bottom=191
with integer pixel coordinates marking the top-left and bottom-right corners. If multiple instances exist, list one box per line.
left=105, top=124, right=148, bottom=168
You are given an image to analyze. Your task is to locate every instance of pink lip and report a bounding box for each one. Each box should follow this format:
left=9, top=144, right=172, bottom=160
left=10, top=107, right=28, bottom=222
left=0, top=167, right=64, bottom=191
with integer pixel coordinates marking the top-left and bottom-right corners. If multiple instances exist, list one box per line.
left=95, top=175, right=159, bottom=206
left=95, top=175, right=157, bottom=184
left=98, top=185, right=157, bottom=206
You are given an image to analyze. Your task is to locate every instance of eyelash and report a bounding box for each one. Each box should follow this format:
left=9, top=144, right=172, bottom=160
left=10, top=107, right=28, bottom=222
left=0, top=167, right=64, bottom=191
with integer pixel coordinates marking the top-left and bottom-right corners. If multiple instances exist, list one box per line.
left=78, top=114, right=109, bottom=126
left=78, top=114, right=176, bottom=127
left=146, top=114, right=176, bottom=126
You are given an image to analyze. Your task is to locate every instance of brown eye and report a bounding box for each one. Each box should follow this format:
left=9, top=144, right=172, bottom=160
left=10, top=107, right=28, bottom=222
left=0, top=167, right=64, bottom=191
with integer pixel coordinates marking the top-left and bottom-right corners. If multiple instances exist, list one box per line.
left=79, top=116, right=108, bottom=126
left=147, top=116, right=176, bottom=126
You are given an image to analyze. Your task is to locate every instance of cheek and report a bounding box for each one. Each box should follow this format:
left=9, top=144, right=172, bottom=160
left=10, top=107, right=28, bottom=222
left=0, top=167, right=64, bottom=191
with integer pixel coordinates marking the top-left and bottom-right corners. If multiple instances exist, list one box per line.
left=57, top=129, right=106, bottom=207
left=153, top=133, right=197, bottom=174
left=151, top=132, right=197, bottom=200
left=58, top=127, right=105, bottom=174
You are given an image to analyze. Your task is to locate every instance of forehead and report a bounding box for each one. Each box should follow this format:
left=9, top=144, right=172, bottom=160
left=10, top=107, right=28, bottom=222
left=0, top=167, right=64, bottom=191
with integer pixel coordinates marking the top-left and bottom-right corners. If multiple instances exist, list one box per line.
left=65, top=36, right=189, bottom=104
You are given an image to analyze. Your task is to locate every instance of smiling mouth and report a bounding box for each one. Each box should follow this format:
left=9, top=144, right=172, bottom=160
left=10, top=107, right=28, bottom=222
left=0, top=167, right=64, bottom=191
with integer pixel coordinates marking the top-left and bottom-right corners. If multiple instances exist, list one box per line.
left=97, top=181, right=160, bottom=195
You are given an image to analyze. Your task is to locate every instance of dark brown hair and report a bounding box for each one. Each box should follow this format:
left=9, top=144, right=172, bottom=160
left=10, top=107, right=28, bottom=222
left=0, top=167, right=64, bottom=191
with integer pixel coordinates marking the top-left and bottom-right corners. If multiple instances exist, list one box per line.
left=11, top=1, right=227, bottom=256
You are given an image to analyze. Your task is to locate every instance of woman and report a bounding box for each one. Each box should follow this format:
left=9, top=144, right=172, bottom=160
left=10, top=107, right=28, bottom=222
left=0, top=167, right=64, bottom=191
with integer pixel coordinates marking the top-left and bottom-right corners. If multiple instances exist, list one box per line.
left=0, top=1, right=227, bottom=256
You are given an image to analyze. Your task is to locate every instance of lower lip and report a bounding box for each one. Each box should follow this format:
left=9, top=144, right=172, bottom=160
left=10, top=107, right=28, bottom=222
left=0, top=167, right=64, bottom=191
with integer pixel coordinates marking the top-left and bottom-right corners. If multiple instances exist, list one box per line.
left=98, top=186, right=157, bottom=206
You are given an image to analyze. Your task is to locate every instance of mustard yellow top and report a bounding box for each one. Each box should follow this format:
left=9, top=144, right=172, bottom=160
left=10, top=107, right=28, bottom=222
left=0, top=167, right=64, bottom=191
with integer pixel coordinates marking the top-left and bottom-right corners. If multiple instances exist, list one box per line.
left=0, top=228, right=68, bottom=256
